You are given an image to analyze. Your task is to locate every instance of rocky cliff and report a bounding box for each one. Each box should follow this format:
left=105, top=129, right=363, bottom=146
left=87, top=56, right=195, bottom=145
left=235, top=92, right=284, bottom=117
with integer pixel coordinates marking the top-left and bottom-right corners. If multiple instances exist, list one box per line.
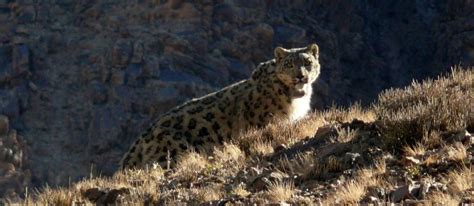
left=0, top=0, right=473, bottom=199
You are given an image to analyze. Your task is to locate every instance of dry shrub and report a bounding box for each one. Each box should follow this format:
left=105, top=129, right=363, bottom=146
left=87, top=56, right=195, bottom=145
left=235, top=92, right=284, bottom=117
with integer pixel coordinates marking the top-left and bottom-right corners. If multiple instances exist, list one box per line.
left=159, top=188, right=193, bottom=205
left=265, top=181, right=295, bottom=202
left=335, top=127, right=359, bottom=143
left=231, top=184, right=251, bottom=198
left=423, top=154, right=439, bottom=166
left=278, top=152, right=355, bottom=180
left=212, top=143, right=246, bottom=177
left=332, top=180, right=366, bottom=204
left=310, top=156, right=345, bottom=178
left=322, top=160, right=386, bottom=204
left=237, top=128, right=274, bottom=157
left=214, top=143, right=245, bottom=165
left=443, top=167, right=473, bottom=194
left=422, top=130, right=443, bottom=149
left=323, top=103, right=376, bottom=123
left=117, top=168, right=163, bottom=203
left=277, top=151, right=315, bottom=179
left=35, top=186, right=79, bottom=206
left=249, top=140, right=274, bottom=157
left=444, top=142, right=467, bottom=162
left=237, top=114, right=326, bottom=157
left=265, top=116, right=322, bottom=146
left=403, top=143, right=426, bottom=157
left=119, top=167, right=164, bottom=183
left=28, top=166, right=165, bottom=205
left=193, top=184, right=223, bottom=203
left=174, top=151, right=209, bottom=182
left=324, top=156, right=344, bottom=173
left=373, top=158, right=387, bottom=175
left=375, top=67, right=473, bottom=150
left=323, top=174, right=370, bottom=204
left=427, top=192, right=460, bottom=205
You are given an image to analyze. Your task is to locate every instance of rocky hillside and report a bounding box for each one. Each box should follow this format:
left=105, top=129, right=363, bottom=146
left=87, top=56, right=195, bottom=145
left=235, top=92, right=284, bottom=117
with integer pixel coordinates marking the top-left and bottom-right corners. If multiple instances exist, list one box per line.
left=0, top=0, right=473, bottom=199
left=14, top=67, right=474, bottom=205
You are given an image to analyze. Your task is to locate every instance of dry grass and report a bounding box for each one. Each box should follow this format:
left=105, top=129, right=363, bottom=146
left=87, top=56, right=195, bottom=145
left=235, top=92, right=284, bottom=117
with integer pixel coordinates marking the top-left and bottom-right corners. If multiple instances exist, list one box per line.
left=266, top=115, right=325, bottom=146
left=249, top=139, right=274, bottom=157
left=35, top=186, right=79, bottom=206
left=427, top=192, right=460, bottom=205
left=237, top=114, right=326, bottom=158
left=335, top=126, right=359, bottom=143
left=443, top=167, right=473, bottom=194
left=193, top=184, right=223, bottom=203
left=421, top=130, right=443, bottom=149
left=237, top=129, right=270, bottom=157
left=322, top=159, right=387, bottom=204
left=323, top=103, right=376, bottom=123
left=174, top=151, right=209, bottom=182
left=331, top=180, right=366, bottom=204
left=444, top=142, right=467, bottom=162
left=214, top=143, right=245, bottom=165
left=375, top=67, right=473, bottom=150
left=277, top=151, right=316, bottom=179
left=22, top=67, right=474, bottom=205
left=231, top=184, right=251, bottom=198
left=323, top=167, right=382, bottom=204
left=264, top=181, right=295, bottom=202
left=403, top=143, right=426, bottom=157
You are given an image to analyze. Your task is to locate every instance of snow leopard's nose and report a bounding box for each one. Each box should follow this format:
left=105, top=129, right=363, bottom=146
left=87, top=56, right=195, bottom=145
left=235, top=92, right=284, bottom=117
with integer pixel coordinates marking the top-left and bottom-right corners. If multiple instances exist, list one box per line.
left=296, top=74, right=308, bottom=83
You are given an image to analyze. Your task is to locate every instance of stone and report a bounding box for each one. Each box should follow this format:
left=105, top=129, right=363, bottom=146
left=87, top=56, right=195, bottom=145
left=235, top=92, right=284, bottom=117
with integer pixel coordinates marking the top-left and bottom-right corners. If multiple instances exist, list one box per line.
left=131, top=41, right=144, bottom=63
left=96, top=188, right=129, bottom=205
left=250, top=176, right=271, bottom=191
left=124, top=63, right=144, bottom=87
left=273, top=24, right=306, bottom=45
left=110, top=69, right=125, bottom=86
left=390, top=185, right=415, bottom=202
left=0, top=94, right=19, bottom=119
left=0, top=162, right=15, bottom=176
left=343, top=152, right=363, bottom=166
left=15, top=5, right=36, bottom=23
left=0, top=115, right=8, bottom=136
left=274, top=144, right=287, bottom=153
left=417, top=182, right=430, bottom=199
left=111, top=41, right=132, bottom=67
left=213, top=3, right=238, bottom=23
left=83, top=188, right=105, bottom=202
left=0, top=65, right=11, bottom=84
left=267, top=202, right=291, bottom=206
left=268, top=171, right=289, bottom=182
left=252, top=23, right=274, bottom=45
left=143, top=56, right=160, bottom=79
left=11, top=45, right=30, bottom=77
left=0, top=46, right=11, bottom=83
left=403, top=156, right=421, bottom=165
left=88, top=81, right=107, bottom=105
left=0, top=6, right=10, bottom=23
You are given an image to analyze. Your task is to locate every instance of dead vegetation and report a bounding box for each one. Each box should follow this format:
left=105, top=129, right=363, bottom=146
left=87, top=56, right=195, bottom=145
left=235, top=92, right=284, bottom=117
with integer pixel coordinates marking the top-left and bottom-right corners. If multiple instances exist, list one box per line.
left=7, top=67, right=473, bottom=205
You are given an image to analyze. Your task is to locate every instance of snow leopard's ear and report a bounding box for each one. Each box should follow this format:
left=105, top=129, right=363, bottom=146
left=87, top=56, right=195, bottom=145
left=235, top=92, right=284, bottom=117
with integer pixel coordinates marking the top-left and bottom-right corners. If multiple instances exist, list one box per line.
left=306, top=43, right=319, bottom=59
left=274, top=46, right=288, bottom=62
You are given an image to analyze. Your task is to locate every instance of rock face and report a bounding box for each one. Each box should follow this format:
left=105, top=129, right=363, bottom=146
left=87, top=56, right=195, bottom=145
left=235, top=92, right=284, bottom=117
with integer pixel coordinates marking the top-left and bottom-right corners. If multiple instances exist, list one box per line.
left=0, top=0, right=473, bottom=199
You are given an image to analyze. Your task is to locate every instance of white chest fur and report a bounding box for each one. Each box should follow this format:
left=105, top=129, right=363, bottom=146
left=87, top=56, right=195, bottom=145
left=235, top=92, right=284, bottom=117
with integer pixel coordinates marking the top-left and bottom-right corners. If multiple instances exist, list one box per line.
left=289, top=85, right=312, bottom=121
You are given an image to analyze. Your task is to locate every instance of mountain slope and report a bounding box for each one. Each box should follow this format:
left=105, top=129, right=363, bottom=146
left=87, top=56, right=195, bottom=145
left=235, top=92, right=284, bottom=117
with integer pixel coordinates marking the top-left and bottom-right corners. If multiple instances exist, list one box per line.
left=12, top=67, right=474, bottom=205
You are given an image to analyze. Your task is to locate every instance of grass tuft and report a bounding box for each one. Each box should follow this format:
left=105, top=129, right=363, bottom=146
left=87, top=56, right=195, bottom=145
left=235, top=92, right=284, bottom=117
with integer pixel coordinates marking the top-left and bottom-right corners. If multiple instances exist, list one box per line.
left=265, top=181, right=295, bottom=203
left=375, top=67, right=473, bottom=150
left=19, top=67, right=473, bottom=205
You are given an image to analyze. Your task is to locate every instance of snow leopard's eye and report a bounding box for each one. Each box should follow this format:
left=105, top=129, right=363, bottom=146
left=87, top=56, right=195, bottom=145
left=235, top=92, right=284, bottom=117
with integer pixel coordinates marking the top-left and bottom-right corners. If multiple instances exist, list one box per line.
left=303, top=58, right=311, bottom=66
left=284, top=60, right=293, bottom=68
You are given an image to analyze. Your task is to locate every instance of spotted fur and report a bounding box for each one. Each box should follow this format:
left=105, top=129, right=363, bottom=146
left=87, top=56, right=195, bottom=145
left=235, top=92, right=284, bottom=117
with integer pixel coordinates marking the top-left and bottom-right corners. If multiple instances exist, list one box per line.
left=120, top=44, right=321, bottom=169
